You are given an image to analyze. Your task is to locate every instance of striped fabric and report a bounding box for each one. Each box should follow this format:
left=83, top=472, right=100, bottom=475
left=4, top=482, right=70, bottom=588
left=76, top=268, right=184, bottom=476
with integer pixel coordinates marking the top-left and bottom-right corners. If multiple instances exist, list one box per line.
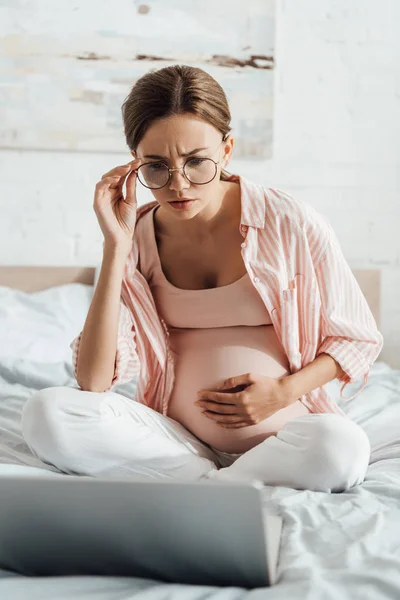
left=70, top=173, right=383, bottom=417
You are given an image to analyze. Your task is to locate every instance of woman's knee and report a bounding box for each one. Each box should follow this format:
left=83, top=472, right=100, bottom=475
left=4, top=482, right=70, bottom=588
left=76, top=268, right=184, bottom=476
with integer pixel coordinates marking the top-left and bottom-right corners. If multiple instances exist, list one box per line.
left=21, top=386, right=91, bottom=464
left=304, top=414, right=371, bottom=492
left=22, top=387, right=69, bottom=437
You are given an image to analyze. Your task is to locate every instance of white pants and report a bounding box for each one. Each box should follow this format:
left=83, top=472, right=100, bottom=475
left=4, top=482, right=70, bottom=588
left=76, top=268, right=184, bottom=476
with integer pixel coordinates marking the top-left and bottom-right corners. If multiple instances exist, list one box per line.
left=21, top=386, right=371, bottom=493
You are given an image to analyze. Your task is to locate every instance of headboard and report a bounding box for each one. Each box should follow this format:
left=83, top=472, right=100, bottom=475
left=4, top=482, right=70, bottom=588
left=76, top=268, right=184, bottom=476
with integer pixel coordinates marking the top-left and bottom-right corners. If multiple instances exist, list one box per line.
left=0, top=266, right=381, bottom=327
left=0, top=267, right=95, bottom=291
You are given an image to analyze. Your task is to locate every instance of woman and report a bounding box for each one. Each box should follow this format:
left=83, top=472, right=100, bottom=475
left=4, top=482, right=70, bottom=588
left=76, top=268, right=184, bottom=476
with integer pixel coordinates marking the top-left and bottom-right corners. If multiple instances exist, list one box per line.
left=22, top=65, right=383, bottom=492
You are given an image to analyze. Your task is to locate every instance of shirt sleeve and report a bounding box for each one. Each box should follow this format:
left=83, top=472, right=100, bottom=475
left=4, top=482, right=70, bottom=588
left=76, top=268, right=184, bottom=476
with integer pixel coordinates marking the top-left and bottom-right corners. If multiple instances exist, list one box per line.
left=313, top=220, right=384, bottom=402
left=69, top=297, right=140, bottom=392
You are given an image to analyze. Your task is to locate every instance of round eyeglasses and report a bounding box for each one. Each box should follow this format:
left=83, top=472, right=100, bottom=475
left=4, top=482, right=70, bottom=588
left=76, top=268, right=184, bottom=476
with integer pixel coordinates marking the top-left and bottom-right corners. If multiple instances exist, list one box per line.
left=135, top=156, right=221, bottom=190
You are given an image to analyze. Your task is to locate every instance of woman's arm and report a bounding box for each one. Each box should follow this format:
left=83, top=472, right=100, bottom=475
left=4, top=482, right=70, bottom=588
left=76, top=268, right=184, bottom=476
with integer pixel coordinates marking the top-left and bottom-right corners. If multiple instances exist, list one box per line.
left=70, top=243, right=140, bottom=392
left=311, top=220, right=384, bottom=401
left=280, top=214, right=383, bottom=405
left=280, top=352, right=345, bottom=405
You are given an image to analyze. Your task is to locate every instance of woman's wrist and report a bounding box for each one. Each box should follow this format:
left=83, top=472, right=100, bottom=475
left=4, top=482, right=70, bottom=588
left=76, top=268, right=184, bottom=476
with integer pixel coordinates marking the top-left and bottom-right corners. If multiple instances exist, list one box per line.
left=103, top=239, right=131, bottom=262
left=277, top=375, right=297, bottom=407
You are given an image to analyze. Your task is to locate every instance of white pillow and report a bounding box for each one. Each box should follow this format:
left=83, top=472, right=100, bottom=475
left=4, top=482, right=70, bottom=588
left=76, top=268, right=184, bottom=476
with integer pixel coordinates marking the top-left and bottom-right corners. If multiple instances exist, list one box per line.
left=0, top=283, right=93, bottom=363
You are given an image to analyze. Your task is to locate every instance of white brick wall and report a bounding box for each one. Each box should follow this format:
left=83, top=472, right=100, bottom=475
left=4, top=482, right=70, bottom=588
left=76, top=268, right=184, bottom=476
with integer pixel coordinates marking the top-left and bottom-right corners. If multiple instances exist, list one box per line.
left=1, top=0, right=399, bottom=367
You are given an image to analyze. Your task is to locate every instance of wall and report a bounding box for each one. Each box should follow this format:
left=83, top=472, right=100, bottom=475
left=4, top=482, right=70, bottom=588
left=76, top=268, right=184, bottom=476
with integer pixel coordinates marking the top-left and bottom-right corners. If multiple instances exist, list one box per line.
left=1, top=0, right=399, bottom=367
left=1, top=0, right=275, bottom=158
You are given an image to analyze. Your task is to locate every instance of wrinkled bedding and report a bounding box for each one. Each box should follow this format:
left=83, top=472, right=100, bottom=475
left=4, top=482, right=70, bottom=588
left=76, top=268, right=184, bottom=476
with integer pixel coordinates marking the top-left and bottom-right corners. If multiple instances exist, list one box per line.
left=1, top=359, right=399, bottom=599
left=0, top=283, right=399, bottom=599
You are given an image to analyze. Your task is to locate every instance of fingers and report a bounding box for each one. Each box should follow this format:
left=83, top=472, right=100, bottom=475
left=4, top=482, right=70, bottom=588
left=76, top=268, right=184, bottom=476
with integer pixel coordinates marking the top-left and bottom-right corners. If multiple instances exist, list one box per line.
left=202, top=411, right=250, bottom=428
left=202, top=411, right=246, bottom=423
left=202, top=409, right=252, bottom=428
left=196, top=400, right=239, bottom=414
left=98, top=159, right=142, bottom=194
left=196, top=391, right=246, bottom=404
left=94, top=177, right=125, bottom=205
left=125, top=160, right=141, bottom=206
left=101, top=159, right=141, bottom=181
left=96, top=176, right=121, bottom=191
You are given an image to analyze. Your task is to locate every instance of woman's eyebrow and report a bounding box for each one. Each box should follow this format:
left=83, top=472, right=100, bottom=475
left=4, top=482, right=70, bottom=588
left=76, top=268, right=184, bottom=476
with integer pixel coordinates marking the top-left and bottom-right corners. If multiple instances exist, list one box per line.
left=144, top=147, right=209, bottom=160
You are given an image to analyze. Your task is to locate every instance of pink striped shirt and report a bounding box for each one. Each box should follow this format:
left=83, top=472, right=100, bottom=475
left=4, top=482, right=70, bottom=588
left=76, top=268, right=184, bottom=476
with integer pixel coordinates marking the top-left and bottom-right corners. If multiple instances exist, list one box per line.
left=70, top=173, right=384, bottom=418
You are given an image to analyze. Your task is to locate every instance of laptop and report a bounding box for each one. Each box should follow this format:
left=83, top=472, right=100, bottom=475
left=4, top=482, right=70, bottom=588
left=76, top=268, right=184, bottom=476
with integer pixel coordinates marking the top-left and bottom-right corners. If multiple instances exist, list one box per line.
left=0, top=475, right=282, bottom=588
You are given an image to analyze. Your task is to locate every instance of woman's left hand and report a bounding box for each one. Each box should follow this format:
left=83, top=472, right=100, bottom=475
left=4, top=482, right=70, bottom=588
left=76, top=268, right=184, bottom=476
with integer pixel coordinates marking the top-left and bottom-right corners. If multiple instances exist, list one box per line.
left=195, top=373, right=291, bottom=429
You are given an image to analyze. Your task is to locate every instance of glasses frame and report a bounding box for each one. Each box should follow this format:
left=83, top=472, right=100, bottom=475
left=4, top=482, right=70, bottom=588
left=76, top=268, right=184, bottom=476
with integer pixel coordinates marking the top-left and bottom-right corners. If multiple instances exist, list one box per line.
left=134, top=138, right=227, bottom=190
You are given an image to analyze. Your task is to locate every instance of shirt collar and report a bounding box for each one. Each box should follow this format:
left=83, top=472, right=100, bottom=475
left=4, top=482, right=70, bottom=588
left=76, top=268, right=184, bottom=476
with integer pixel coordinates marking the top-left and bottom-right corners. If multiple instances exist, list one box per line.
left=226, top=173, right=266, bottom=229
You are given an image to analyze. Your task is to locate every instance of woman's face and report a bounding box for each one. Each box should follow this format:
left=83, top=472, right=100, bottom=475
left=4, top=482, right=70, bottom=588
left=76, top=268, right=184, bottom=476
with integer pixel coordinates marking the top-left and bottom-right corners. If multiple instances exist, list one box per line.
left=133, top=114, right=234, bottom=220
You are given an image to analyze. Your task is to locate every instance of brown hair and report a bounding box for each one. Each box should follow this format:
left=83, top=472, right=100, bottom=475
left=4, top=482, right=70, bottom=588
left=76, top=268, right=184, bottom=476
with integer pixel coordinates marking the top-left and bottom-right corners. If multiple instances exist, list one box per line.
left=121, top=64, right=232, bottom=181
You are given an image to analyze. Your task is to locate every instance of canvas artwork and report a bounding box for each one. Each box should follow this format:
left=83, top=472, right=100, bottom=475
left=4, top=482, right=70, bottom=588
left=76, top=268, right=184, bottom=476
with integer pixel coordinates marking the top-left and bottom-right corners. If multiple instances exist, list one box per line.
left=1, top=0, right=276, bottom=159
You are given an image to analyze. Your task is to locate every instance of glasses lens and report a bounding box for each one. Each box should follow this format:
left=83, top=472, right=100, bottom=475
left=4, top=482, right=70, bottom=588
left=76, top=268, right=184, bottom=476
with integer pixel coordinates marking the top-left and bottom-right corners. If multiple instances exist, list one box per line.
left=137, top=163, right=169, bottom=189
left=184, top=158, right=217, bottom=185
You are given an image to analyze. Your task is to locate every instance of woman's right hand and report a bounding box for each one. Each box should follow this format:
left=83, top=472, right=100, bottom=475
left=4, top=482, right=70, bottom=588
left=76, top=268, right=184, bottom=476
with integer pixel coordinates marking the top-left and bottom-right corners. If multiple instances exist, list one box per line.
left=94, top=158, right=142, bottom=256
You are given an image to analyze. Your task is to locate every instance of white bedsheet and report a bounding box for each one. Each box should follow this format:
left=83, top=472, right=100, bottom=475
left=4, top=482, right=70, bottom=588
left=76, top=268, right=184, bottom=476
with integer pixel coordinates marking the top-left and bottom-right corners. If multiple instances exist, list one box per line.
left=0, top=283, right=399, bottom=598
left=0, top=359, right=399, bottom=599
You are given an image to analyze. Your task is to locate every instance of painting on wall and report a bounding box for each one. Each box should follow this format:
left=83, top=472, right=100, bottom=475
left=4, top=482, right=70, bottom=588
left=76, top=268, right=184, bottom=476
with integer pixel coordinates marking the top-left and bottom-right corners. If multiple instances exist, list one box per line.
left=1, top=0, right=276, bottom=159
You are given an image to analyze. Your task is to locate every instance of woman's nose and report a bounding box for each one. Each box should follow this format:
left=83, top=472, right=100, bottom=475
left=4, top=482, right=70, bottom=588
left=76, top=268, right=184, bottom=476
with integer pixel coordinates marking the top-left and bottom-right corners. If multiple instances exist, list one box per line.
left=168, top=168, right=190, bottom=192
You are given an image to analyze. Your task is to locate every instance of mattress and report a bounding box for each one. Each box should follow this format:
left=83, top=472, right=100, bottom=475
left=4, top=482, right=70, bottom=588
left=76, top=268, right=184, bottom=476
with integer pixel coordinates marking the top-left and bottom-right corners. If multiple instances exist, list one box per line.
left=0, top=284, right=399, bottom=599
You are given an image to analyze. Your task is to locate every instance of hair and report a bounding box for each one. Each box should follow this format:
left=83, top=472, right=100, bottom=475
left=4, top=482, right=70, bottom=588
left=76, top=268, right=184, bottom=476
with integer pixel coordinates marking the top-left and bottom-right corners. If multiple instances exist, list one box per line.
left=121, top=64, right=232, bottom=181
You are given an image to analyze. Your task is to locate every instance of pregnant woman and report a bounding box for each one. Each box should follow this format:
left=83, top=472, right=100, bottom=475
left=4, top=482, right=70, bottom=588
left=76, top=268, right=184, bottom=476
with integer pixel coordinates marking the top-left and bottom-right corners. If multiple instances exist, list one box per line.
left=22, top=65, right=383, bottom=492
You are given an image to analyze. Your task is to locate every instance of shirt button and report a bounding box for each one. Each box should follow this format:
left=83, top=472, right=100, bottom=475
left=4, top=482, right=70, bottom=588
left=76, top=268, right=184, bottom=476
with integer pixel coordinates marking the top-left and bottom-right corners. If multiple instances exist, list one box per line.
left=253, top=277, right=260, bottom=283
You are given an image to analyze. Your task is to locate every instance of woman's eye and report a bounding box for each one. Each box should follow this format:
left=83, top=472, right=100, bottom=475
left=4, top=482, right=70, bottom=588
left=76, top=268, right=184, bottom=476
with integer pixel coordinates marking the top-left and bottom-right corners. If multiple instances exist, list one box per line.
left=187, top=158, right=204, bottom=166
left=148, top=162, right=165, bottom=170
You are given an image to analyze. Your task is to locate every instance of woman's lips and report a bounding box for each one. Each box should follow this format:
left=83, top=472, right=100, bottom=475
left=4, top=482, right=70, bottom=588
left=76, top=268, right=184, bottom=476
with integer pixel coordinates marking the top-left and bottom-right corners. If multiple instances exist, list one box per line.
left=169, top=198, right=194, bottom=202
left=169, top=199, right=197, bottom=210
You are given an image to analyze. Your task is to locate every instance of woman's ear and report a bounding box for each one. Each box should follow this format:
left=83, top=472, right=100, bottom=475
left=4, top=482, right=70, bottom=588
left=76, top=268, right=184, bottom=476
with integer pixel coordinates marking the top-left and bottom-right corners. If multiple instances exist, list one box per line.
left=223, top=135, right=234, bottom=165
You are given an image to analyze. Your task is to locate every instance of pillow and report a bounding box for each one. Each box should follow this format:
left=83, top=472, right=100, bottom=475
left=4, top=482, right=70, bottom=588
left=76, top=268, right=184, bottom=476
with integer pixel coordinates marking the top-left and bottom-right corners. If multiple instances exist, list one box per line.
left=0, top=283, right=93, bottom=363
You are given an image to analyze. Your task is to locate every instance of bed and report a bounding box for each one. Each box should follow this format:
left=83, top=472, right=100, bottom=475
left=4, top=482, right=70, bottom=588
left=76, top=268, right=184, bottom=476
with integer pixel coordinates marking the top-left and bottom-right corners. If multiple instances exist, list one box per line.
left=0, top=266, right=399, bottom=600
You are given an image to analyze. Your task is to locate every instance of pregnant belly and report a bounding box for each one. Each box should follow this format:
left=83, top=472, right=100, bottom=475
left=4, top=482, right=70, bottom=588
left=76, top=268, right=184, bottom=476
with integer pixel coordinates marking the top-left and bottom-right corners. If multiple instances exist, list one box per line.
left=166, top=325, right=310, bottom=454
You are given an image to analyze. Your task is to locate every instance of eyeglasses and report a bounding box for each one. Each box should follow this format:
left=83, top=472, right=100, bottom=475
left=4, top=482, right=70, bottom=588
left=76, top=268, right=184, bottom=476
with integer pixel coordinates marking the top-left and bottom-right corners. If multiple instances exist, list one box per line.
left=135, top=139, right=226, bottom=190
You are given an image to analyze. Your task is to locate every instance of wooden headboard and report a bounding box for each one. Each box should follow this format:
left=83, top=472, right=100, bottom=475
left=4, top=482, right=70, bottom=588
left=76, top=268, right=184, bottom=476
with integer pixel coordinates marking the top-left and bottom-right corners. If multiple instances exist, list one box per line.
left=0, top=266, right=381, bottom=327
left=0, top=267, right=95, bottom=291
